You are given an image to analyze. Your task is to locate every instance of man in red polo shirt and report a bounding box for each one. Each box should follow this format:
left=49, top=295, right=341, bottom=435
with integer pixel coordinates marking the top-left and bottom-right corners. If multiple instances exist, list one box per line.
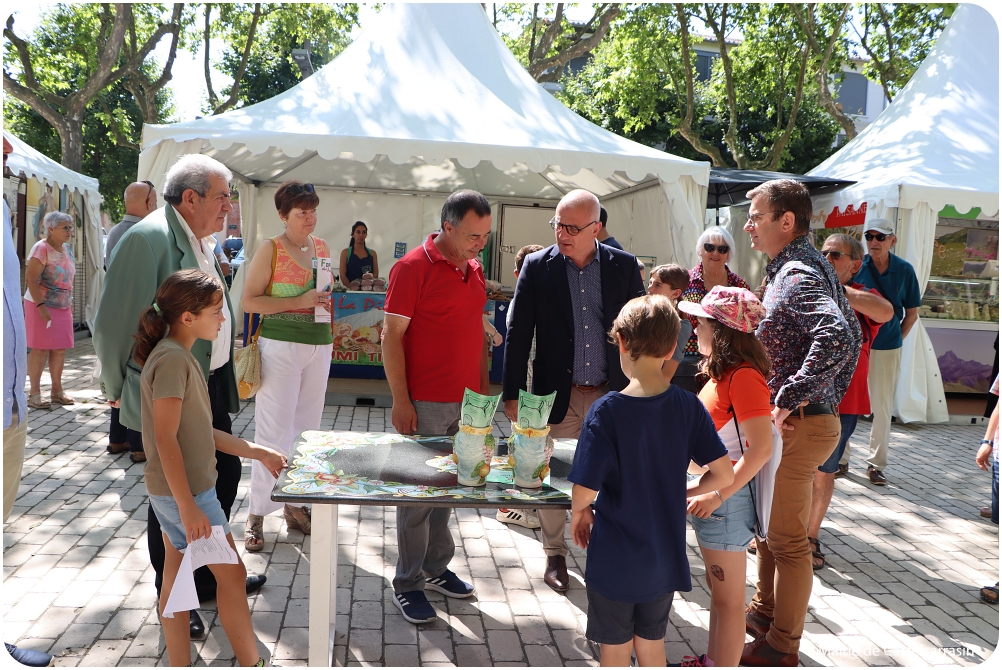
left=382, top=189, right=492, bottom=624
left=807, top=233, right=892, bottom=569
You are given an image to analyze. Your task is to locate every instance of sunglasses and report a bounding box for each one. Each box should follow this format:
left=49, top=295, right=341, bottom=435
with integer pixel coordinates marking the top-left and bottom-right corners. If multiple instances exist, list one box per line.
left=549, top=218, right=598, bottom=236
left=285, top=183, right=316, bottom=196
left=864, top=232, right=889, bottom=242
left=703, top=243, right=730, bottom=255
left=822, top=250, right=845, bottom=260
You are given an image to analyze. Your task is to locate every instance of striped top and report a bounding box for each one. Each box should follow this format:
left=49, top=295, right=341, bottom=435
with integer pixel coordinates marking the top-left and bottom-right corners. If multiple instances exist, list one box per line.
left=260, top=236, right=334, bottom=345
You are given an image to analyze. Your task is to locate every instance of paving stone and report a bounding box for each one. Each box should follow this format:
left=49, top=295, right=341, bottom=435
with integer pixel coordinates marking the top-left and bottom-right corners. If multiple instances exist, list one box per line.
left=384, top=644, right=421, bottom=666
left=486, top=629, right=524, bottom=662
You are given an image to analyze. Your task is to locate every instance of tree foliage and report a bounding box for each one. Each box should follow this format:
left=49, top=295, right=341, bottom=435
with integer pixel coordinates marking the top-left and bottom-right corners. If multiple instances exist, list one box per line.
left=850, top=3, right=956, bottom=102
left=204, top=3, right=359, bottom=113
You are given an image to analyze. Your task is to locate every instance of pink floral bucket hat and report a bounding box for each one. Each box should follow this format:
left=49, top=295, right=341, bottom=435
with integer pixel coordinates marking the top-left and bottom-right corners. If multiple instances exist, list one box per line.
left=677, top=285, right=765, bottom=333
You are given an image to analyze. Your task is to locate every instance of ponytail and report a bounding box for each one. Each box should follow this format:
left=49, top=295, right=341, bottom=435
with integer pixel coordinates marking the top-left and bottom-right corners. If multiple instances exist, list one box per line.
left=349, top=221, right=367, bottom=252
left=132, top=268, right=224, bottom=366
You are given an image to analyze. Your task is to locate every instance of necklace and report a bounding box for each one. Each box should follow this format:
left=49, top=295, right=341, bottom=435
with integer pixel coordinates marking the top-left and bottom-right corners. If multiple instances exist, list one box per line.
left=286, top=233, right=309, bottom=253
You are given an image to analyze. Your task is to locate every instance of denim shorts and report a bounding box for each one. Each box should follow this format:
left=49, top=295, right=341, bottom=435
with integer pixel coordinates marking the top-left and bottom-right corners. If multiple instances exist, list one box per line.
left=690, top=483, right=756, bottom=552
left=148, top=486, right=231, bottom=551
left=585, top=587, right=674, bottom=645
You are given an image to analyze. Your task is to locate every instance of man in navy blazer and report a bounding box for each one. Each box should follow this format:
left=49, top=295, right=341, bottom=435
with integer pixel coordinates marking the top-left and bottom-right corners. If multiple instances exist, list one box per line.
left=502, top=189, right=645, bottom=593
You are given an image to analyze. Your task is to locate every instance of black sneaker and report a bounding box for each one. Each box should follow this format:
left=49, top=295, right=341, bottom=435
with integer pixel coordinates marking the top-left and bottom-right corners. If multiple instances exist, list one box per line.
left=5, top=643, right=54, bottom=667
left=424, top=569, right=475, bottom=598
left=393, top=591, right=437, bottom=624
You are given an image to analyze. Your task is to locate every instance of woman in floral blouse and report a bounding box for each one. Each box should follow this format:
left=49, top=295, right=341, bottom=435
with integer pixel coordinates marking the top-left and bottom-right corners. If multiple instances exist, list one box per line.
left=677, top=226, right=750, bottom=392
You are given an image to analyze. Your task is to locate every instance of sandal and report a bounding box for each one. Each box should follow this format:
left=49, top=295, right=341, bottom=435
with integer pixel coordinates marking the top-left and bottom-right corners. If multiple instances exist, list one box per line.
left=284, top=504, right=311, bottom=535
left=50, top=391, right=75, bottom=405
left=245, top=514, right=264, bottom=552
left=809, top=537, right=825, bottom=570
left=980, top=583, right=999, bottom=605
left=27, top=393, right=51, bottom=409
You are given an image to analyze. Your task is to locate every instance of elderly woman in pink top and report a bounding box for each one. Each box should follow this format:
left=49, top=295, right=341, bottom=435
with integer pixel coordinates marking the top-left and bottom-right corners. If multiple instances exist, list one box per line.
left=23, top=211, right=77, bottom=408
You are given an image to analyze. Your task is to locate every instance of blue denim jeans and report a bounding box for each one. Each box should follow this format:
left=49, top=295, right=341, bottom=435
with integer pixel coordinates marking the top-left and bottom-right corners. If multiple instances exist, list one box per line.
left=819, top=414, right=858, bottom=473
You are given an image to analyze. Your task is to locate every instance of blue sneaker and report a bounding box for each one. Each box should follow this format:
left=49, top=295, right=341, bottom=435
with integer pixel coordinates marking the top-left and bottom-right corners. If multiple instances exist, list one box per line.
left=393, top=590, right=437, bottom=624
left=5, top=643, right=54, bottom=667
left=425, top=569, right=475, bottom=598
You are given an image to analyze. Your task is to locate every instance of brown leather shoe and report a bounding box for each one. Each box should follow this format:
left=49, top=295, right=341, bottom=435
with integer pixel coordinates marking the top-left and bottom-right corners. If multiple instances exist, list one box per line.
left=544, top=555, right=569, bottom=592
left=107, top=442, right=129, bottom=454
left=834, top=463, right=849, bottom=478
left=740, top=638, right=799, bottom=667
left=981, top=507, right=993, bottom=518
left=867, top=466, right=887, bottom=486
left=745, top=607, right=772, bottom=638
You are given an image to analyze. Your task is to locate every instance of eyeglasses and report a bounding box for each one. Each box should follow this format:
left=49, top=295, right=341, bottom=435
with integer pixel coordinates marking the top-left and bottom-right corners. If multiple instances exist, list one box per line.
left=703, top=243, right=730, bottom=255
left=285, top=183, right=316, bottom=196
left=821, top=250, right=845, bottom=260
left=549, top=218, right=598, bottom=236
left=55, top=225, right=75, bottom=232
left=746, top=211, right=783, bottom=225
left=142, top=180, right=155, bottom=198
left=864, top=232, right=889, bottom=242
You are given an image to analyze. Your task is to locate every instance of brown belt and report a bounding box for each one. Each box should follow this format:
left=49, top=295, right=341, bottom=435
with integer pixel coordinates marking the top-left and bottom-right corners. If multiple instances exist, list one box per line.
left=573, top=384, right=604, bottom=392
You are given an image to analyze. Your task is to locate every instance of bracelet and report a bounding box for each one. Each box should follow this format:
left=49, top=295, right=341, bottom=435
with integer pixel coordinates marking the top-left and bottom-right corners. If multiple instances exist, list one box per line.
left=982, top=439, right=994, bottom=446
left=713, top=490, right=723, bottom=502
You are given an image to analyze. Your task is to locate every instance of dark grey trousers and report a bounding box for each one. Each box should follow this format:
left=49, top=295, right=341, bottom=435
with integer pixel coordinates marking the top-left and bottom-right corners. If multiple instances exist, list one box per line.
left=393, top=401, right=461, bottom=593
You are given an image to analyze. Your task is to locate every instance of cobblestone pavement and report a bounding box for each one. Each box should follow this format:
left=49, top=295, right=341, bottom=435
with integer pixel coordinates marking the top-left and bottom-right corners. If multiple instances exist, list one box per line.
left=2, top=340, right=998, bottom=666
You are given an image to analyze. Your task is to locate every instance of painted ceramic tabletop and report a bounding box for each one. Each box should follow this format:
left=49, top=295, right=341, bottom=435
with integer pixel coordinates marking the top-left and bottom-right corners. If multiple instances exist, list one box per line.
left=270, top=431, right=578, bottom=508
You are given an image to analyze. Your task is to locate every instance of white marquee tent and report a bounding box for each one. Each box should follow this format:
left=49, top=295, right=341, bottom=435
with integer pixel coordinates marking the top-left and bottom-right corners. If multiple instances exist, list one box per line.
left=137, top=2, right=710, bottom=321
left=808, top=2, right=999, bottom=424
left=4, top=130, right=104, bottom=332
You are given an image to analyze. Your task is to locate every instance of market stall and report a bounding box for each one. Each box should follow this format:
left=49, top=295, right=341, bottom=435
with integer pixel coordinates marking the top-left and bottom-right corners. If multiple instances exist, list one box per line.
left=137, top=3, right=711, bottom=376
left=806, top=3, right=998, bottom=422
left=3, top=130, right=104, bottom=333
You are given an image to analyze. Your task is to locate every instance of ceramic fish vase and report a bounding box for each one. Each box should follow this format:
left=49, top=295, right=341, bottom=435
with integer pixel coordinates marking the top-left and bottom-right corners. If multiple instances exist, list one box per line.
left=453, top=425, right=496, bottom=486
left=508, top=425, right=554, bottom=488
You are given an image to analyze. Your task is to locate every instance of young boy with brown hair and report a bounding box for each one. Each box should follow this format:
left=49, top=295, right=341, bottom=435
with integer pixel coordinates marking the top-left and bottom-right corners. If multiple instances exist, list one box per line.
left=569, top=294, right=733, bottom=666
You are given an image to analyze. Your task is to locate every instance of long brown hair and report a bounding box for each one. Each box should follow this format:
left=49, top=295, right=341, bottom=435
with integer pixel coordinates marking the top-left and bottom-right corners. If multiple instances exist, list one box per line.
left=132, top=269, right=224, bottom=366
left=698, top=318, right=772, bottom=382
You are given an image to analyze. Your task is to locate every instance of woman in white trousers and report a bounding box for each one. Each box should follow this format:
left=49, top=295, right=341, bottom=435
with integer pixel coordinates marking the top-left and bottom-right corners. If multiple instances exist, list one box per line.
left=241, top=180, right=334, bottom=551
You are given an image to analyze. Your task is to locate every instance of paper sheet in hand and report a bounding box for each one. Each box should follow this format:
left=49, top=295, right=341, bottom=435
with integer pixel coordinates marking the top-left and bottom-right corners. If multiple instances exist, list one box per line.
left=314, top=258, right=333, bottom=323
left=162, top=526, right=238, bottom=618
left=517, top=390, right=556, bottom=429
left=461, top=388, right=501, bottom=428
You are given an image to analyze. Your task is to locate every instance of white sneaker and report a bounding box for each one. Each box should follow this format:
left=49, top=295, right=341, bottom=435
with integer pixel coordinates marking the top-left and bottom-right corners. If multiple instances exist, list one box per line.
left=496, top=508, right=540, bottom=529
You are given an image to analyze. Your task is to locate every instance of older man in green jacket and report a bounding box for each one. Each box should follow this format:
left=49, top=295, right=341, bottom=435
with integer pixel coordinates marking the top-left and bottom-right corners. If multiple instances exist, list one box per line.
left=94, top=154, right=262, bottom=640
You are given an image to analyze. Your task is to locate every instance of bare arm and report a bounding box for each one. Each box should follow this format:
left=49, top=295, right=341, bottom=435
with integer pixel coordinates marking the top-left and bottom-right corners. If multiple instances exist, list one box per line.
left=23, top=257, right=51, bottom=322
left=152, top=397, right=210, bottom=542
left=570, top=483, right=598, bottom=549
left=976, top=402, right=999, bottom=471
left=371, top=250, right=378, bottom=278
left=687, top=416, right=772, bottom=517
left=901, top=307, right=918, bottom=340
left=845, top=285, right=893, bottom=323
left=661, top=359, right=680, bottom=381
left=242, top=240, right=328, bottom=314
left=685, top=453, right=735, bottom=498
left=383, top=314, right=417, bottom=435
left=339, top=249, right=350, bottom=286
left=212, top=429, right=286, bottom=477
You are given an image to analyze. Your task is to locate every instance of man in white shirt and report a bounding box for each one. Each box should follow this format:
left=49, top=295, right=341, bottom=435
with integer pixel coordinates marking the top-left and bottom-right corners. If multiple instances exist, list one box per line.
left=94, top=154, right=263, bottom=640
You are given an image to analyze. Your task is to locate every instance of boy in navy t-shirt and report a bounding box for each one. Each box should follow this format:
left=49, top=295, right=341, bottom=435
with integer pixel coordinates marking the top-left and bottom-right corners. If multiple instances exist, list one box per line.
left=569, top=295, right=733, bottom=666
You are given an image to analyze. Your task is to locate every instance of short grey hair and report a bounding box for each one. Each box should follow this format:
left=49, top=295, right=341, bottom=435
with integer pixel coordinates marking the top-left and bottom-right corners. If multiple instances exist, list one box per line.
left=163, top=154, right=233, bottom=206
left=441, top=190, right=491, bottom=228
left=696, top=225, right=736, bottom=263
left=42, top=211, right=73, bottom=234
left=825, top=233, right=865, bottom=262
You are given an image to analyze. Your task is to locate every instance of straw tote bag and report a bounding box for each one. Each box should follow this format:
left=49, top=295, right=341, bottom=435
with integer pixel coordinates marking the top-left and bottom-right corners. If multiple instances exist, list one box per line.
left=234, top=240, right=277, bottom=399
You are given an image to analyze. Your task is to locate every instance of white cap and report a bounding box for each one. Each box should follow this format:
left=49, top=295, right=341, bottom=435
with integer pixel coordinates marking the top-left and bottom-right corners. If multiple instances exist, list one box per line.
left=863, top=218, right=894, bottom=235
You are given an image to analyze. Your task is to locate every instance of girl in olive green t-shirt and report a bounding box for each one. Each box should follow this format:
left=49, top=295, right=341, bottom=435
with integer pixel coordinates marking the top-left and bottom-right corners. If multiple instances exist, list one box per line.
left=134, top=269, right=286, bottom=668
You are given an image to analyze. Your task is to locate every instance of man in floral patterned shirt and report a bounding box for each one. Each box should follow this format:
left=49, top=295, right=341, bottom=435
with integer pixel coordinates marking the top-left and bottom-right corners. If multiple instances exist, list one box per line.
left=740, top=180, right=861, bottom=667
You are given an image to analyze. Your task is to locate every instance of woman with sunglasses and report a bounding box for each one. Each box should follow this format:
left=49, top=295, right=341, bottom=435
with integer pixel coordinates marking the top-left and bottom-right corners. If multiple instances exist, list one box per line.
left=23, top=212, right=77, bottom=409
left=339, top=221, right=379, bottom=287
left=240, top=180, right=333, bottom=551
left=677, top=226, right=750, bottom=392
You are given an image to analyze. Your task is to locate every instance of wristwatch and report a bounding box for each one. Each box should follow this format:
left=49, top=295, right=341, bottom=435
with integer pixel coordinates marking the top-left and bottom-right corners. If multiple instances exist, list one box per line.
left=982, top=439, right=993, bottom=446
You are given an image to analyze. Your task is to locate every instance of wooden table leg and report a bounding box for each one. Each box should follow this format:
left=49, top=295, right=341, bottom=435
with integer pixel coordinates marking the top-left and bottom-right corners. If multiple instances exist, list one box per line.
left=308, top=503, right=339, bottom=667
